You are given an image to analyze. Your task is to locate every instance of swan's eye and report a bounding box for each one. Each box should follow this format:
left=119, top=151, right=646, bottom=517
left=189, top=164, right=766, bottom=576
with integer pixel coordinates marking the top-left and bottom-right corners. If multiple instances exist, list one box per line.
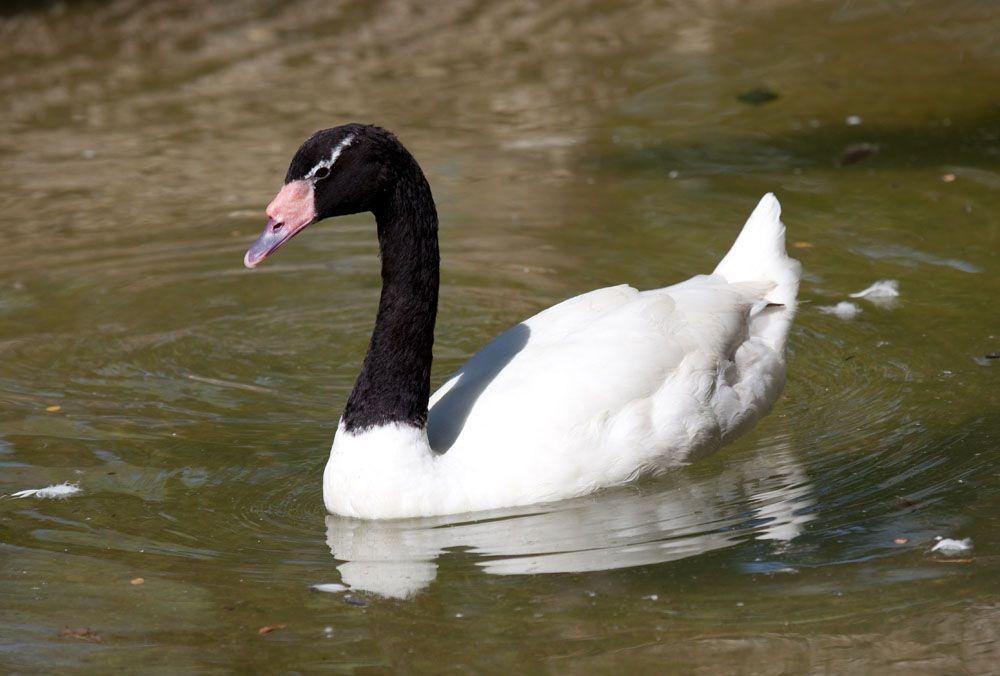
left=313, top=166, right=331, bottom=180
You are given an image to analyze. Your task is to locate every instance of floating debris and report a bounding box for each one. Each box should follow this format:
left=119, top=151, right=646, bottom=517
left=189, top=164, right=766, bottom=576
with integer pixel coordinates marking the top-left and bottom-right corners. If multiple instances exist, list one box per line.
left=839, top=142, right=879, bottom=165
left=941, top=173, right=956, bottom=183
left=792, top=241, right=814, bottom=249
left=737, top=88, right=779, bottom=105
left=931, top=537, right=972, bottom=555
left=845, top=115, right=863, bottom=126
left=311, top=583, right=348, bottom=594
left=258, top=624, right=286, bottom=635
left=59, top=627, right=103, bottom=643
left=184, top=373, right=274, bottom=394
left=9, top=482, right=81, bottom=499
left=45, top=405, right=62, bottom=413
left=850, top=280, right=900, bottom=300
left=130, top=577, right=145, bottom=585
left=344, top=595, right=368, bottom=607
left=893, top=537, right=909, bottom=545
left=818, top=301, right=861, bottom=320
left=984, top=352, right=1000, bottom=360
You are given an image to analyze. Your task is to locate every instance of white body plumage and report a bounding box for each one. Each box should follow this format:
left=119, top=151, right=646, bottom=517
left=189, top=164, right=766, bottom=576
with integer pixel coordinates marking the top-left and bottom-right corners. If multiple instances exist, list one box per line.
left=324, top=193, right=800, bottom=519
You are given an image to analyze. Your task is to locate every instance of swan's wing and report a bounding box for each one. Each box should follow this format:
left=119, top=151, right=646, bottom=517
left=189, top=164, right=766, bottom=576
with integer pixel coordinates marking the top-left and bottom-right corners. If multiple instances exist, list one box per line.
left=427, top=278, right=768, bottom=464
left=427, top=284, right=639, bottom=413
left=427, top=194, right=800, bottom=501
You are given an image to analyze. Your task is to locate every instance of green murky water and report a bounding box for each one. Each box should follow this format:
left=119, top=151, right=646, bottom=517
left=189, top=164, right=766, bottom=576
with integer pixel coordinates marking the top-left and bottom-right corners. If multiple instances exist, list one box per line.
left=2, top=1, right=999, bottom=672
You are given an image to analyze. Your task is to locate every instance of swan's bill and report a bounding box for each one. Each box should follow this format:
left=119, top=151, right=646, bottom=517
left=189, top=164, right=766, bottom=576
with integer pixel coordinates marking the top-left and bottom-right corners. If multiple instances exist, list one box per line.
left=244, top=179, right=316, bottom=268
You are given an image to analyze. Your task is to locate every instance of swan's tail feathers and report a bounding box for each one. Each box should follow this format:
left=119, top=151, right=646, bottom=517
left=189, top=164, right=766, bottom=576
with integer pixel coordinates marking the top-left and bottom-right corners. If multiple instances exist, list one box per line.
left=714, top=193, right=800, bottom=305
left=714, top=193, right=801, bottom=350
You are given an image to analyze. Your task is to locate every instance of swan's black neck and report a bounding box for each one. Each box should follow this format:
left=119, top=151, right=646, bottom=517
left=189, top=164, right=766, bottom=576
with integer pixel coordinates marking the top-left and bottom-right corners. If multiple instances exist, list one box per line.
left=341, top=156, right=439, bottom=433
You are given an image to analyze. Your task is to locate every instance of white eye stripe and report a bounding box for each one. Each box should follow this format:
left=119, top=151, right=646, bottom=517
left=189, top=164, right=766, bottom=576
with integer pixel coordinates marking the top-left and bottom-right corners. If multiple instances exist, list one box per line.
left=305, top=133, right=356, bottom=180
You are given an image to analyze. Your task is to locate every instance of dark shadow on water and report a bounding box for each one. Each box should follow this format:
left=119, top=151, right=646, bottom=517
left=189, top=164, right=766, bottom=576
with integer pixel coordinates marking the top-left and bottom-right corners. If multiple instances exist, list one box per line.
left=427, top=323, right=531, bottom=454
left=0, top=0, right=106, bottom=17
left=591, top=105, right=1000, bottom=175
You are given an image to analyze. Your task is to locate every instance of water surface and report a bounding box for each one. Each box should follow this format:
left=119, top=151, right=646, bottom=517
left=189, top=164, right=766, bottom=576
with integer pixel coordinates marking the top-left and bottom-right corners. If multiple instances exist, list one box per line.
left=1, top=0, right=999, bottom=672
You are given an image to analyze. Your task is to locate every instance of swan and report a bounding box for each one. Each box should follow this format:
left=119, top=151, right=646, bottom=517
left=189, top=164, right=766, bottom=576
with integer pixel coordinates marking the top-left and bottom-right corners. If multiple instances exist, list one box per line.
left=244, top=124, right=801, bottom=520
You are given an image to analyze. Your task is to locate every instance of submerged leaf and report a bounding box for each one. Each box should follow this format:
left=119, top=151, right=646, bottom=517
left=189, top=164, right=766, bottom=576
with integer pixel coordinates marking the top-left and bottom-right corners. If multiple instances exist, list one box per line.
left=737, top=88, right=779, bottom=105
left=839, top=143, right=879, bottom=165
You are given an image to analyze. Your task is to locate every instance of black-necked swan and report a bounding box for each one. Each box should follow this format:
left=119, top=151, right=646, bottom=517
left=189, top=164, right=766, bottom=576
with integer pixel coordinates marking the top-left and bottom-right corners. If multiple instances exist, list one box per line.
left=244, top=124, right=801, bottom=520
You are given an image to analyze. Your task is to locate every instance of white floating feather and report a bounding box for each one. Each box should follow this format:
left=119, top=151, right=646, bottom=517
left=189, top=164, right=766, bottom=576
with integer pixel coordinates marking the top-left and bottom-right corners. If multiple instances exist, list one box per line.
left=818, top=301, right=861, bottom=320
left=311, top=583, right=349, bottom=594
left=9, top=482, right=82, bottom=499
left=850, top=280, right=900, bottom=299
left=930, top=537, right=972, bottom=555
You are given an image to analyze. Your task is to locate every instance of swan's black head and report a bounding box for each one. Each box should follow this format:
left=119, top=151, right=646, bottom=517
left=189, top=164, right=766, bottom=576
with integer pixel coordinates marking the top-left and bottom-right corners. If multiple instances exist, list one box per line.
left=245, top=124, right=408, bottom=268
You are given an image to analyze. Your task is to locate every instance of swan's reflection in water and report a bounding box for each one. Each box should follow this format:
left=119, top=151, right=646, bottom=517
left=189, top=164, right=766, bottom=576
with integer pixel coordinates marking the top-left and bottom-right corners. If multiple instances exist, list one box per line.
left=325, top=439, right=812, bottom=598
